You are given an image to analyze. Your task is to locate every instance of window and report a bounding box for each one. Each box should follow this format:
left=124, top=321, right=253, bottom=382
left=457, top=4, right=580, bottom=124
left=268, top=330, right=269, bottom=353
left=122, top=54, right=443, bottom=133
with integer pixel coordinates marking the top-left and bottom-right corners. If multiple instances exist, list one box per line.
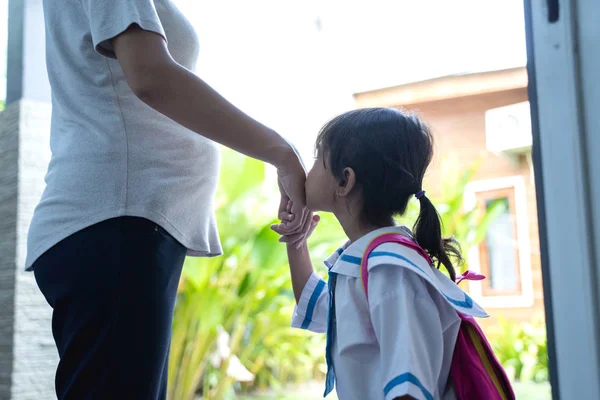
left=476, top=188, right=521, bottom=296
left=464, top=176, right=533, bottom=308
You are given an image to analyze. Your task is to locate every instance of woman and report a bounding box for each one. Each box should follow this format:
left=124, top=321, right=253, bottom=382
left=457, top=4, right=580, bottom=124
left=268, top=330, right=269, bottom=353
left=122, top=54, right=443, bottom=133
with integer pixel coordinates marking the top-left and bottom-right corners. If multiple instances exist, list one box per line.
left=29, top=0, right=310, bottom=399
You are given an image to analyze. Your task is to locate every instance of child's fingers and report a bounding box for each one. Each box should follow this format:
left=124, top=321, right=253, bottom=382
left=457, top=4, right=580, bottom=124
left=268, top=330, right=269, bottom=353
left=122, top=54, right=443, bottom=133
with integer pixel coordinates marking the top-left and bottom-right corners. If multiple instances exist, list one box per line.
left=279, top=211, right=294, bottom=221
left=293, top=214, right=319, bottom=248
left=300, top=215, right=319, bottom=241
left=273, top=214, right=320, bottom=246
left=277, top=205, right=309, bottom=235
left=270, top=222, right=289, bottom=234
left=279, top=235, right=293, bottom=243
left=279, top=222, right=310, bottom=244
left=288, top=212, right=315, bottom=248
left=305, top=215, right=320, bottom=237
left=291, top=202, right=309, bottom=233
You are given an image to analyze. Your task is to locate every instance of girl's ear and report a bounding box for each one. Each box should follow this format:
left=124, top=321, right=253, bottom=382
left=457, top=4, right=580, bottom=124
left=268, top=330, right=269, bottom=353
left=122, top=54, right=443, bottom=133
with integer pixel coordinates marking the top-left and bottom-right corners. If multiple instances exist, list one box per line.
left=336, top=167, right=356, bottom=198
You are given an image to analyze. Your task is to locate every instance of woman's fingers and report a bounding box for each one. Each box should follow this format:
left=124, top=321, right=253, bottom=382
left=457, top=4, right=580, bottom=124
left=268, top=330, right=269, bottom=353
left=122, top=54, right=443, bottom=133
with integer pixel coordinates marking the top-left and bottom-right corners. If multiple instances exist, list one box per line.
left=270, top=223, right=288, bottom=235
left=276, top=191, right=291, bottom=220
left=290, top=201, right=310, bottom=234
left=291, top=210, right=315, bottom=248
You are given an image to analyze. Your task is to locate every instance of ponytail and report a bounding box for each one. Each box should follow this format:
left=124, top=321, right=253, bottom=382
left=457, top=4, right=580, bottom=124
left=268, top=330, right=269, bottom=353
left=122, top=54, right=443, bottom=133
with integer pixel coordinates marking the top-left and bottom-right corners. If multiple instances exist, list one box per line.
left=413, top=192, right=461, bottom=282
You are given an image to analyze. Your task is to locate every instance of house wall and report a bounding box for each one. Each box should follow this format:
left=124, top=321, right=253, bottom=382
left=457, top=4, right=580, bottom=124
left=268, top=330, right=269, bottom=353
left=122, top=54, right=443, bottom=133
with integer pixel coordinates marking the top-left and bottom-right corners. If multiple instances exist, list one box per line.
left=402, top=88, right=545, bottom=329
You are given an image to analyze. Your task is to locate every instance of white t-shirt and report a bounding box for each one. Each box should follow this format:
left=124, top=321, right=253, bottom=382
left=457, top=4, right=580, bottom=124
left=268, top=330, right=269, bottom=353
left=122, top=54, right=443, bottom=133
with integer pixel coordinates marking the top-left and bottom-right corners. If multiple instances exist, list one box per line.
left=27, top=0, right=222, bottom=268
left=292, top=226, right=487, bottom=400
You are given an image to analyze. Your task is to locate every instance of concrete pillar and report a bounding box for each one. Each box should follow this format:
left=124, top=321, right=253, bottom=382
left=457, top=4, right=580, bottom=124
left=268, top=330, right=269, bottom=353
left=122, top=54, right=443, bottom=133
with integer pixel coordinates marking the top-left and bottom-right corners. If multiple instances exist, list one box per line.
left=0, top=0, right=56, bottom=399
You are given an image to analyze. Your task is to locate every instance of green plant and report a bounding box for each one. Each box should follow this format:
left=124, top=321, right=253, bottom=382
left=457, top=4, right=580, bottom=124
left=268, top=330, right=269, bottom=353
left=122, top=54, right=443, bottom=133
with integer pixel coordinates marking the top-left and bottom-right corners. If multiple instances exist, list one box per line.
left=488, top=318, right=549, bottom=383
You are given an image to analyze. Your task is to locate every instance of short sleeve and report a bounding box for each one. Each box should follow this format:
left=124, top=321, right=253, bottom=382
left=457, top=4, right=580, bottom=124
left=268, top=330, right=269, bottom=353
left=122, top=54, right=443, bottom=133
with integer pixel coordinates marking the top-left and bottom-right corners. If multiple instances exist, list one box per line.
left=369, top=266, right=443, bottom=400
left=80, top=0, right=167, bottom=58
left=291, top=272, right=329, bottom=333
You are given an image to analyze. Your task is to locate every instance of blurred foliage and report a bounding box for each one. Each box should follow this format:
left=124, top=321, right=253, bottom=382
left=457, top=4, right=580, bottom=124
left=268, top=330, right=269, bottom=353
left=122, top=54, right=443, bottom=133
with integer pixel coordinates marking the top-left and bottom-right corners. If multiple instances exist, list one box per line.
left=488, top=318, right=549, bottom=383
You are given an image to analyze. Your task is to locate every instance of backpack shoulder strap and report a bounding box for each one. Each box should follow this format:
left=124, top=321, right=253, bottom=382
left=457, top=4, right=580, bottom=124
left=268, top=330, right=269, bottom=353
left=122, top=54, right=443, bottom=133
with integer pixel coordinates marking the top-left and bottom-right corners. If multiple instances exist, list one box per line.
left=360, top=233, right=432, bottom=301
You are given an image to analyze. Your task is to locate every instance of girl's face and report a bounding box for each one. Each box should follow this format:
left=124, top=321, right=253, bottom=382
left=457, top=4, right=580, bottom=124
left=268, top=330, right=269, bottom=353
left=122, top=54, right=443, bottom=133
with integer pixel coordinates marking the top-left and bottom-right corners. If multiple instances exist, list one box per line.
left=305, top=150, right=338, bottom=212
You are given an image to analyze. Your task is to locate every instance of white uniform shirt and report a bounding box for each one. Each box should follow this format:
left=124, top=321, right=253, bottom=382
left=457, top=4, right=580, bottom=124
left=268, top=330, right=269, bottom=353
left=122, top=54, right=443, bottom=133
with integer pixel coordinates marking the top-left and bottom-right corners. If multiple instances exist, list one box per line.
left=292, top=226, right=487, bottom=400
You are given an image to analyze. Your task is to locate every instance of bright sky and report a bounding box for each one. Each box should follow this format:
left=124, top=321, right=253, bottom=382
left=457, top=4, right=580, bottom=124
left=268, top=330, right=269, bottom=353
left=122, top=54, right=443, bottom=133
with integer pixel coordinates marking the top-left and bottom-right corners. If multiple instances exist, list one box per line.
left=175, top=0, right=526, bottom=91
left=0, top=0, right=526, bottom=159
left=174, top=0, right=526, bottom=158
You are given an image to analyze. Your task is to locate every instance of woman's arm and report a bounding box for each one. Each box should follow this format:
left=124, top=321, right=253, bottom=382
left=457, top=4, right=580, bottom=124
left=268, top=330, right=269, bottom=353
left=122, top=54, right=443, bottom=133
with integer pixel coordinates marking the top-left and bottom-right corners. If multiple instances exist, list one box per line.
left=113, top=26, right=290, bottom=167
left=112, top=26, right=308, bottom=233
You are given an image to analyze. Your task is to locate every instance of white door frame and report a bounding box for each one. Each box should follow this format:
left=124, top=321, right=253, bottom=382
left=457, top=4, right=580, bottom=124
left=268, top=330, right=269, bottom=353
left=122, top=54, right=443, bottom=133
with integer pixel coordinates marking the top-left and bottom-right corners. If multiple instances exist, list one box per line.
left=525, top=0, right=600, bottom=398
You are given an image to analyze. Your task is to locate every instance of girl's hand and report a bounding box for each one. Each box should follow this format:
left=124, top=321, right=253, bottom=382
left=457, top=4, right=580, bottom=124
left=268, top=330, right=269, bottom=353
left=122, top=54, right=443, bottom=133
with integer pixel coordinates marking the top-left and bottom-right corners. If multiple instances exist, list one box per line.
left=279, top=213, right=320, bottom=248
left=271, top=200, right=320, bottom=248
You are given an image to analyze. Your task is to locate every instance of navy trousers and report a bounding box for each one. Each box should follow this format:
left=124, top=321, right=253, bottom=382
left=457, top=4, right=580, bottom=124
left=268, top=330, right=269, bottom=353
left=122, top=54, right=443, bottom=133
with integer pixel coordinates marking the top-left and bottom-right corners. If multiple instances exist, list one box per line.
left=34, top=217, right=187, bottom=400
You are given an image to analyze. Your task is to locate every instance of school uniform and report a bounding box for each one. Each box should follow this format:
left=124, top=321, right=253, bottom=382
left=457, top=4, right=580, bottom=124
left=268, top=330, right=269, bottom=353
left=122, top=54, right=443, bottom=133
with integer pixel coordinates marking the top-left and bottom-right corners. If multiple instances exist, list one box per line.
left=292, top=226, right=487, bottom=400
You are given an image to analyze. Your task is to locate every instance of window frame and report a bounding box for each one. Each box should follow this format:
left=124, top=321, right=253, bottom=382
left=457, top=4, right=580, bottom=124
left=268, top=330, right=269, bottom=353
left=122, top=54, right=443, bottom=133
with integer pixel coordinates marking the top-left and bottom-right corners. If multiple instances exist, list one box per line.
left=476, top=187, right=522, bottom=296
left=525, top=0, right=600, bottom=396
left=463, top=175, right=534, bottom=308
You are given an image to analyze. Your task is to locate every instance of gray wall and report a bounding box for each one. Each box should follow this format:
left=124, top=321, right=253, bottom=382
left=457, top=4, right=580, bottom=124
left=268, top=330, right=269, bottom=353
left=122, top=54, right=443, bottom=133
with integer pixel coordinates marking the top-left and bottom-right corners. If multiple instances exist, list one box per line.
left=0, top=98, right=19, bottom=400
left=0, top=100, right=56, bottom=399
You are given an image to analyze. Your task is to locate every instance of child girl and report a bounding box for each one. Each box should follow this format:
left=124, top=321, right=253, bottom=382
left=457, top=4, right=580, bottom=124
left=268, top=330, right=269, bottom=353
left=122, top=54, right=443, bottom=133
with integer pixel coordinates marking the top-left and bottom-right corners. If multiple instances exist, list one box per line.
left=271, top=108, right=487, bottom=400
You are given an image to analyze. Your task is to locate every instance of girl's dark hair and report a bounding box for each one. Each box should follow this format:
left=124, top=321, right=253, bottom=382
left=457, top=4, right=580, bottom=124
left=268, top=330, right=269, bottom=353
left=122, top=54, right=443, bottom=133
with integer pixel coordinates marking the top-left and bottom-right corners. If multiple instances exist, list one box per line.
left=316, top=107, right=461, bottom=281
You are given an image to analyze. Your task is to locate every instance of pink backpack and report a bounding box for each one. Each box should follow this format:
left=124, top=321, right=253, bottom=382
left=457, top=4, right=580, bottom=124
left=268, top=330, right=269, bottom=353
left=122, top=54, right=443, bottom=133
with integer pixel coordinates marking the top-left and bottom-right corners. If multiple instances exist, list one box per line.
left=360, top=233, right=515, bottom=400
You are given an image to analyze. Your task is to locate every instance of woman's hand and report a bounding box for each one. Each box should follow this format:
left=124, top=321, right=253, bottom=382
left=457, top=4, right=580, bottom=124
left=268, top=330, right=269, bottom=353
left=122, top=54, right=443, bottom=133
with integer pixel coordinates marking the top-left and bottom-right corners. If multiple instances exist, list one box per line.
left=270, top=146, right=311, bottom=238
